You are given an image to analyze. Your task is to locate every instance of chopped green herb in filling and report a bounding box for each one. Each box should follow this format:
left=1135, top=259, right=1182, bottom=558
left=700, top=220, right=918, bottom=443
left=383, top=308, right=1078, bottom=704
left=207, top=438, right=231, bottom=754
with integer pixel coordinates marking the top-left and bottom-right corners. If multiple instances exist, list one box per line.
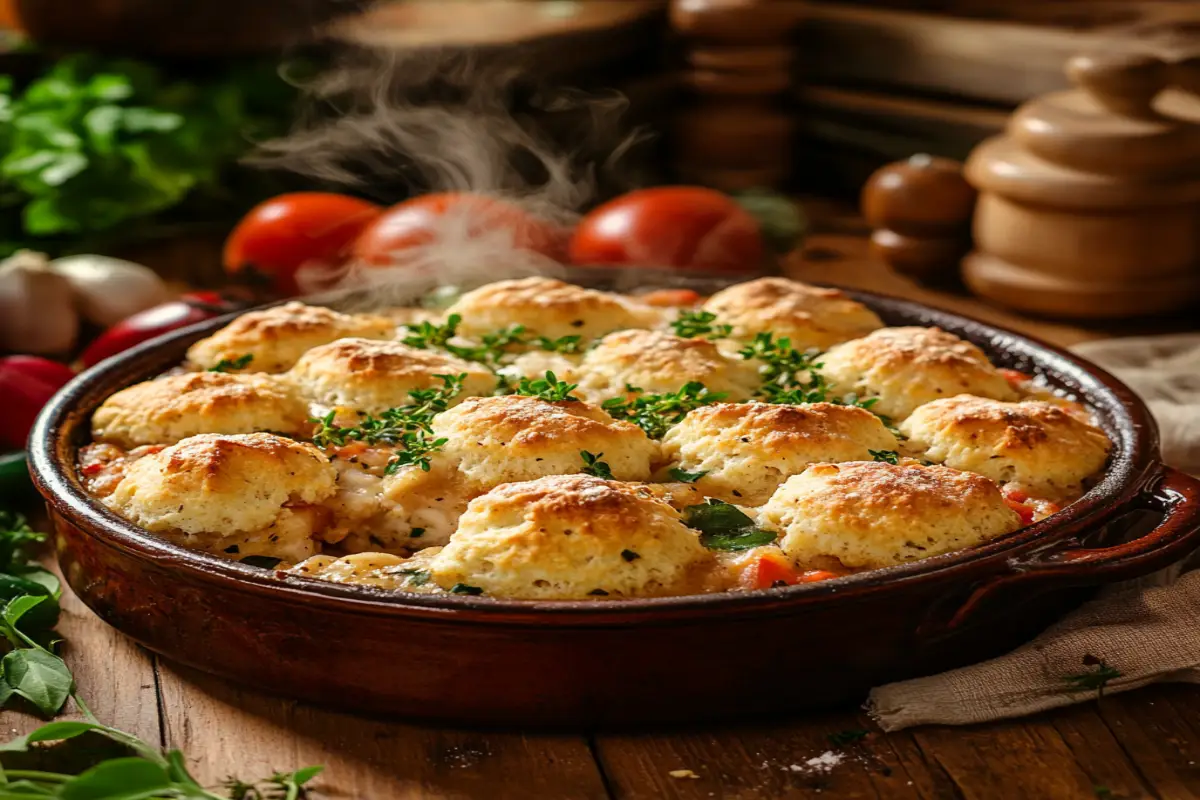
left=683, top=499, right=778, bottom=552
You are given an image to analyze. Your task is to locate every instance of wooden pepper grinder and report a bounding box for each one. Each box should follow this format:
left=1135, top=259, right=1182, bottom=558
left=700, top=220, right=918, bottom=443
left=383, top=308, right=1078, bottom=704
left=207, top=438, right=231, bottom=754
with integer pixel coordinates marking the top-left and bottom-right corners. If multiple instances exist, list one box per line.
left=861, top=154, right=976, bottom=282
left=962, top=50, right=1200, bottom=319
left=670, top=0, right=805, bottom=192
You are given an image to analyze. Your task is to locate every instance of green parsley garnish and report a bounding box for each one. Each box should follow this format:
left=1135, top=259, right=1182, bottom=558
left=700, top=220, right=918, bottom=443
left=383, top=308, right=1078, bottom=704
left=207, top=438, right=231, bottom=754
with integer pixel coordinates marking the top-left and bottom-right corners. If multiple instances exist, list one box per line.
left=601, top=382, right=726, bottom=439
left=668, top=467, right=707, bottom=483
left=671, top=310, right=733, bottom=340
left=581, top=450, right=615, bottom=480
left=621, top=549, right=640, bottom=562
left=869, top=449, right=900, bottom=464
left=450, top=583, right=484, bottom=596
left=683, top=499, right=778, bottom=551
left=208, top=353, right=254, bottom=373
left=515, top=370, right=580, bottom=402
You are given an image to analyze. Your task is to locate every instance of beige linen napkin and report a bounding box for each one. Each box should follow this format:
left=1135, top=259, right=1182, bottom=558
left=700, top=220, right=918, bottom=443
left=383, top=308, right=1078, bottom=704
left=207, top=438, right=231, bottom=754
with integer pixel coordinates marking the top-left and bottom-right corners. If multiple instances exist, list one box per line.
left=869, top=334, right=1200, bottom=731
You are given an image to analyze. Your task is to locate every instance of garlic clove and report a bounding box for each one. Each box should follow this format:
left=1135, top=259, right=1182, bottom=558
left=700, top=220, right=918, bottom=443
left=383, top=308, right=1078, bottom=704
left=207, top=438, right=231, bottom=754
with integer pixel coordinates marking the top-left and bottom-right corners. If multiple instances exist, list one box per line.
left=50, top=254, right=170, bottom=328
left=0, top=250, right=79, bottom=355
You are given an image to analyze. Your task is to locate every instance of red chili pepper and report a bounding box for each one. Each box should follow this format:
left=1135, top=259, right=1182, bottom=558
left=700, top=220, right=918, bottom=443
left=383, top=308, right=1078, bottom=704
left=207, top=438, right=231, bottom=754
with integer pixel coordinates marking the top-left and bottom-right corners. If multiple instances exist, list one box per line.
left=0, top=355, right=77, bottom=450
left=79, top=292, right=242, bottom=368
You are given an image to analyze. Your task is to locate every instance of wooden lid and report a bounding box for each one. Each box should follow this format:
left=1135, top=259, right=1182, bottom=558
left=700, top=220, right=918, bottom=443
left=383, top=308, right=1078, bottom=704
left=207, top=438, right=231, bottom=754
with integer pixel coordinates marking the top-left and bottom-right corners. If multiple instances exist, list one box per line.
left=1007, top=52, right=1200, bottom=178
left=965, top=136, right=1200, bottom=210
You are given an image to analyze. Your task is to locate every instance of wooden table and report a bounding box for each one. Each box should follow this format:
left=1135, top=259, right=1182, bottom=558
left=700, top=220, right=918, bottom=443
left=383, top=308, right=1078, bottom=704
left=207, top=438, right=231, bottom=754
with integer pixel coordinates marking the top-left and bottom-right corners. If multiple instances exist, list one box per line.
left=9, top=234, right=1200, bottom=800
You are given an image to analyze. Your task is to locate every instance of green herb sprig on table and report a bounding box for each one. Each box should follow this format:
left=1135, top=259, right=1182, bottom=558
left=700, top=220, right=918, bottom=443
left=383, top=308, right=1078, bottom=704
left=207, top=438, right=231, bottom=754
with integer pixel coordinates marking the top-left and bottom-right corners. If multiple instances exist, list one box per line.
left=514, top=371, right=580, bottom=402
left=601, top=382, right=726, bottom=439
left=208, top=354, right=254, bottom=373
left=0, top=511, right=324, bottom=795
left=580, top=451, right=614, bottom=480
left=683, top=499, right=778, bottom=552
left=670, top=310, right=733, bottom=340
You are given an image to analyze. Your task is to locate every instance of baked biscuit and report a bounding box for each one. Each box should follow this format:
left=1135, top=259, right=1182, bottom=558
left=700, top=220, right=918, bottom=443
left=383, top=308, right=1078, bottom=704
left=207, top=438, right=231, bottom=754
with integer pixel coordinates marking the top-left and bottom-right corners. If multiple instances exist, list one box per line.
left=187, top=302, right=394, bottom=373
left=661, top=402, right=899, bottom=504
left=900, top=395, right=1111, bottom=497
left=577, top=329, right=760, bottom=403
left=818, top=327, right=1017, bottom=421
left=104, top=433, right=337, bottom=562
left=444, top=277, right=658, bottom=342
left=288, top=337, right=496, bottom=414
left=428, top=475, right=712, bottom=599
left=92, top=372, right=310, bottom=448
left=759, top=461, right=1021, bottom=570
left=702, top=277, right=883, bottom=351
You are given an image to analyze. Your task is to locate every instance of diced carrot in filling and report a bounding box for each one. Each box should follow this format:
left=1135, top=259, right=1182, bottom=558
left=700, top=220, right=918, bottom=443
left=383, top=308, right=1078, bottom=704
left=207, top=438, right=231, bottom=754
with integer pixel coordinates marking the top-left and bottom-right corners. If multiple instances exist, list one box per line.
left=999, top=368, right=1032, bottom=390
left=638, top=288, right=703, bottom=308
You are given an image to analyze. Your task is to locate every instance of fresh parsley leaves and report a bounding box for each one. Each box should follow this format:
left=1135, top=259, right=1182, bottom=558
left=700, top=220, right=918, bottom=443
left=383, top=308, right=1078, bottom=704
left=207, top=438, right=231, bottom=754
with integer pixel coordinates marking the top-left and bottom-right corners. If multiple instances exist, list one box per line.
left=601, top=382, right=726, bottom=439
left=208, top=353, right=253, bottom=373
left=869, top=449, right=900, bottom=464
left=668, top=467, right=707, bottom=483
left=671, top=310, right=733, bottom=340
left=683, top=499, right=778, bottom=552
left=580, top=451, right=615, bottom=480
left=515, top=371, right=580, bottom=402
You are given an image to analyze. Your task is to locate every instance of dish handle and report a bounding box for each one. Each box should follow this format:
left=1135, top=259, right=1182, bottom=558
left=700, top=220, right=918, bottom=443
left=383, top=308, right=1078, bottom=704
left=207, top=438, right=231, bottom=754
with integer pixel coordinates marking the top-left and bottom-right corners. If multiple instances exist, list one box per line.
left=935, top=467, right=1200, bottom=634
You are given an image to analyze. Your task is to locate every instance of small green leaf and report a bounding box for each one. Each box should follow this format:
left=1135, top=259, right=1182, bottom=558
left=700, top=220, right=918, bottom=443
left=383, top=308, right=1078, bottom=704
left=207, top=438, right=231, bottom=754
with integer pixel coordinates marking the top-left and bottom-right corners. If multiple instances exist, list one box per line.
left=87, top=74, right=134, bottom=101
left=699, top=528, right=778, bottom=552
left=580, top=451, right=614, bottom=480
left=684, top=499, right=756, bottom=535
left=869, top=449, right=900, bottom=465
left=0, top=720, right=105, bottom=752
left=59, top=757, right=173, bottom=799
left=668, top=468, right=707, bottom=483
left=2, top=648, right=73, bottom=716
left=290, top=764, right=325, bottom=784
left=20, top=569, right=62, bottom=598
left=3, top=594, right=46, bottom=627
left=120, top=107, right=184, bottom=133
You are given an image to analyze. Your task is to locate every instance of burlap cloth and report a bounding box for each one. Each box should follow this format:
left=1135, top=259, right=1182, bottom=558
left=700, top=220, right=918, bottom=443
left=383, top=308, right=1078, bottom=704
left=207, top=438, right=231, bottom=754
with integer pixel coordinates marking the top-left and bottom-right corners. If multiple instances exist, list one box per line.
left=868, top=334, right=1200, bottom=731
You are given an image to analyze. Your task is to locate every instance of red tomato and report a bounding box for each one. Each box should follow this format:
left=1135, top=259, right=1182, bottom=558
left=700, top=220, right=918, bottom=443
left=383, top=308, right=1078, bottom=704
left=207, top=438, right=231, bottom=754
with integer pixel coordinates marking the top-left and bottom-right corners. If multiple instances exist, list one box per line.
left=999, top=368, right=1032, bottom=390
left=0, top=356, right=76, bottom=449
left=224, top=193, right=382, bottom=296
left=80, top=292, right=241, bottom=368
left=569, top=187, right=765, bottom=271
left=352, top=193, right=565, bottom=267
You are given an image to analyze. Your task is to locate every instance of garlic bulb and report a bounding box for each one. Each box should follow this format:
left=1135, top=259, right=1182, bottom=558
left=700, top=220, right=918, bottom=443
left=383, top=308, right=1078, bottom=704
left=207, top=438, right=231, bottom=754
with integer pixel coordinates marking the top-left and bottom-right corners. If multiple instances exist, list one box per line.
left=51, top=255, right=169, bottom=328
left=0, top=251, right=78, bottom=355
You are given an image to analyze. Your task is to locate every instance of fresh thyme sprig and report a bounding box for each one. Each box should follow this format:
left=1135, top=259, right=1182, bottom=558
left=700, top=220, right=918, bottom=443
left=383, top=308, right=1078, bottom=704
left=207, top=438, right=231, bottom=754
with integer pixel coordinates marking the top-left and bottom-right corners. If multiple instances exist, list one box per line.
left=671, top=310, right=733, bottom=340
left=445, top=325, right=527, bottom=366
left=515, top=371, right=580, bottom=402
left=580, top=451, right=614, bottom=480
left=869, top=449, right=900, bottom=464
left=738, top=331, right=823, bottom=400
left=601, top=382, right=727, bottom=439
left=535, top=334, right=584, bottom=354
left=384, top=430, right=450, bottom=474
left=310, top=373, right=465, bottom=449
left=208, top=354, right=254, bottom=373
left=401, top=314, right=461, bottom=349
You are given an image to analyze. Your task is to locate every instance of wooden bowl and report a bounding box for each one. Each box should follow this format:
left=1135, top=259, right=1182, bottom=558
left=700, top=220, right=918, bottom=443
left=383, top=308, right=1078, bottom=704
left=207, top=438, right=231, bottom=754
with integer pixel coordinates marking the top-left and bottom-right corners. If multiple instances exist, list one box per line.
left=28, top=268, right=1200, bottom=726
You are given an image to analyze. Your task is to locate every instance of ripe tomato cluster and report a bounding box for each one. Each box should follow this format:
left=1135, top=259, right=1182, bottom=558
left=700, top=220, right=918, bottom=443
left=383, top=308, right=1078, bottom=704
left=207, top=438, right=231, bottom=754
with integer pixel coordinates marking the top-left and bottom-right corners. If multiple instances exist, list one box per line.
left=222, top=187, right=768, bottom=296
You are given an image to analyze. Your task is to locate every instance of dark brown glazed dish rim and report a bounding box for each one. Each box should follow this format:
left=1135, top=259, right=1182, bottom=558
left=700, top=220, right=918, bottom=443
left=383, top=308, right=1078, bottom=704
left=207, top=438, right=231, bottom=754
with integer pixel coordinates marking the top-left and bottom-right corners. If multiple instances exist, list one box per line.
left=28, top=267, right=1160, bottom=624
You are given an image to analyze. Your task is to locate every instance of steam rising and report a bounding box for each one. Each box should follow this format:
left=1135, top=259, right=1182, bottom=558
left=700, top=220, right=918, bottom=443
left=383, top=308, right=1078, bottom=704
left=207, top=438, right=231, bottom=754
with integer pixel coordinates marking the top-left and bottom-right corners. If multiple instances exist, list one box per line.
left=250, top=48, right=650, bottom=303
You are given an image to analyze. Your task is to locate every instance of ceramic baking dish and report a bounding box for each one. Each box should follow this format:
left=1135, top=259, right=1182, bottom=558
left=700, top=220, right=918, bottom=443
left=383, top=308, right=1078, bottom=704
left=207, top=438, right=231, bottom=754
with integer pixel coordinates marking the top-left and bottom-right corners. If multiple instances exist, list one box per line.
left=28, top=268, right=1200, bottom=726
